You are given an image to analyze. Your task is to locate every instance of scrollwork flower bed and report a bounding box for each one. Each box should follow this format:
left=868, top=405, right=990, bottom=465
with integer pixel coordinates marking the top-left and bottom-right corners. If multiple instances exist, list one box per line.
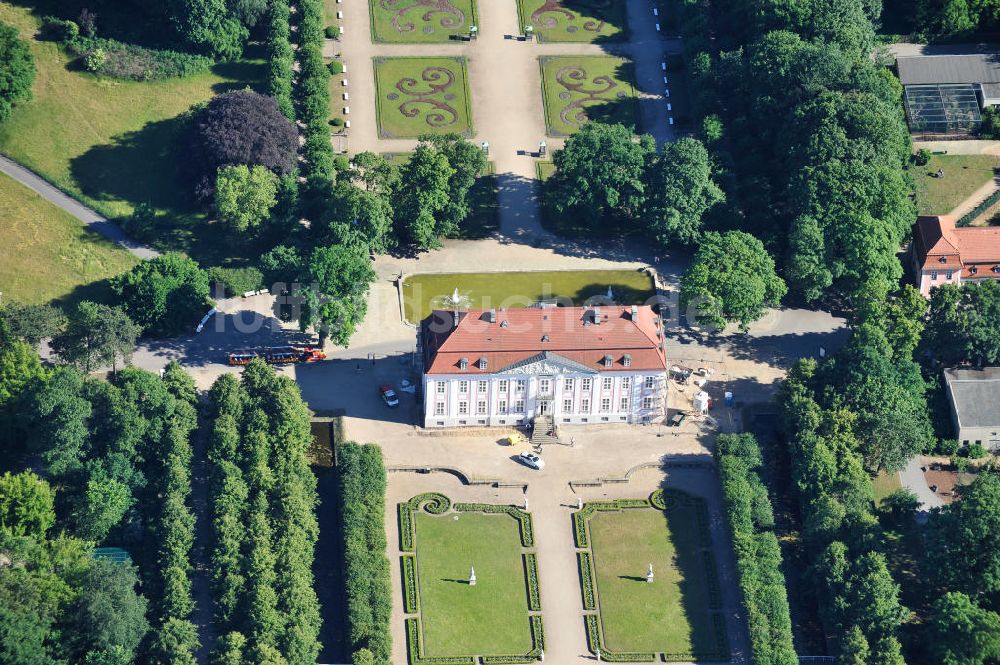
left=369, top=0, right=479, bottom=43
left=374, top=57, right=473, bottom=138
left=539, top=55, right=638, bottom=137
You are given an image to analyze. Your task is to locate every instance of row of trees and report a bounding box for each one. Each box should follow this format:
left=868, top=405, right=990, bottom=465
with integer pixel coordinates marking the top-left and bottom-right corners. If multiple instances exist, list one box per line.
left=544, top=122, right=725, bottom=247
left=921, top=281, right=1000, bottom=368
left=679, top=0, right=913, bottom=308
left=715, top=433, right=797, bottom=665
left=297, top=0, right=335, bottom=184
left=338, top=443, right=392, bottom=665
left=1, top=311, right=203, bottom=665
left=902, top=0, right=1000, bottom=40
left=206, top=361, right=321, bottom=665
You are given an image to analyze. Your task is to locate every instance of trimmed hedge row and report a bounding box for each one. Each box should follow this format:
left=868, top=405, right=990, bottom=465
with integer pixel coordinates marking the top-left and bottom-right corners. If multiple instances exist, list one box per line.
left=715, top=433, right=797, bottom=665
left=573, top=490, right=708, bottom=548
left=399, top=493, right=452, bottom=551
left=958, top=187, right=1000, bottom=227
left=523, top=553, right=541, bottom=611
left=454, top=502, right=535, bottom=547
left=402, top=554, right=419, bottom=614
left=578, top=551, right=596, bottom=610
left=584, top=614, right=657, bottom=663
left=340, top=442, right=393, bottom=664
left=480, top=615, right=545, bottom=664
left=296, top=0, right=335, bottom=181
left=266, top=0, right=295, bottom=119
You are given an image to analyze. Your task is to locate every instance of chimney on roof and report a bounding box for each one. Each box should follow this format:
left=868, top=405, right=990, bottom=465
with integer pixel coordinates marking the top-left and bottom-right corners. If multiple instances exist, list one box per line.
left=592, top=307, right=601, bottom=325
left=630, top=305, right=639, bottom=320
left=488, top=309, right=496, bottom=323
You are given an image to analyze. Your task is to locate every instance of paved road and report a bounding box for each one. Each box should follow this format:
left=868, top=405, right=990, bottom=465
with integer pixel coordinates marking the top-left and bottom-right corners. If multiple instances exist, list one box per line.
left=0, top=153, right=159, bottom=260
left=338, top=0, right=681, bottom=241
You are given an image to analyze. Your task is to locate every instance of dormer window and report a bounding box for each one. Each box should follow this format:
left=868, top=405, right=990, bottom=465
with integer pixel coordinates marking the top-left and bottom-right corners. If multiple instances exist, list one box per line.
left=500, top=320, right=509, bottom=328
left=939, top=256, right=947, bottom=263
left=603, top=354, right=613, bottom=368
left=541, top=335, right=550, bottom=342
left=623, top=354, right=632, bottom=368
left=477, top=357, right=488, bottom=370
left=992, top=265, right=1000, bottom=273
left=459, top=357, right=469, bottom=370
left=971, top=266, right=979, bottom=275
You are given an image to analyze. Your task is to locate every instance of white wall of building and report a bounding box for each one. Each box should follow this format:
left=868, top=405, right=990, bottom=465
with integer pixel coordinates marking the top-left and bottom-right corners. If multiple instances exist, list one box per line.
left=421, top=370, right=666, bottom=428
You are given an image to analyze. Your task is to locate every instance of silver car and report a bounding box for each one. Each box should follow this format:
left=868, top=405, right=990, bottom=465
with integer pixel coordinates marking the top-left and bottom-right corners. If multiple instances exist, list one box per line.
left=516, top=452, right=545, bottom=470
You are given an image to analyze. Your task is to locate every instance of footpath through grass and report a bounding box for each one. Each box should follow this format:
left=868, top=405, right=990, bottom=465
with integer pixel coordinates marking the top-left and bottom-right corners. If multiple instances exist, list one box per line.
left=413, top=511, right=532, bottom=657
left=588, top=507, right=719, bottom=656
left=911, top=153, right=1000, bottom=216
left=401, top=269, right=655, bottom=322
left=0, top=172, right=138, bottom=305
left=0, top=3, right=265, bottom=264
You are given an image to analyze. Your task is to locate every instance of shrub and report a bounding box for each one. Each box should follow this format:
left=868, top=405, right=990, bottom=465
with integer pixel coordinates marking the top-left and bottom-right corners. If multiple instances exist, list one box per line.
left=937, top=438, right=961, bottom=456
left=41, top=16, right=79, bottom=42
left=122, top=202, right=157, bottom=242
left=328, top=59, right=343, bottom=75
left=0, top=22, right=36, bottom=122
left=967, top=442, right=988, bottom=459
left=68, top=37, right=213, bottom=81
left=914, top=148, right=932, bottom=166
left=331, top=117, right=344, bottom=127
left=324, top=26, right=338, bottom=39
left=111, top=253, right=213, bottom=337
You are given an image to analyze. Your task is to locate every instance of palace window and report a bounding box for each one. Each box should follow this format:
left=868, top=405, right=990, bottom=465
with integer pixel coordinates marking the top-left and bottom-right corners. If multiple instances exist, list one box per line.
left=436, top=382, right=445, bottom=394
left=602, top=377, right=613, bottom=390
left=644, top=376, right=656, bottom=389
left=477, top=400, right=487, bottom=415
left=623, top=354, right=632, bottom=367
left=600, top=398, right=611, bottom=412
left=458, top=401, right=468, bottom=415
left=499, top=400, right=508, bottom=414
left=581, top=378, right=592, bottom=392
left=581, top=399, right=590, bottom=413
left=516, top=379, right=526, bottom=392
left=459, top=380, right=469, bottom=393
left=620, top=397, right=629, bottom=411
left=478, top=380, right=487, bottom=393
left=622, top=377, right=631, bottom=390
left=564, top=378, right=574, bottom=391
left=514, top=400, right=525, bottom=413
left=499, top=379, right=508, bottom=392
left=563, top=398, right=573, bottom=412
left=539, top=378, right=551, bottom=394
left=643, top=397, right=654, bottom=410
left=435, top=402, right=445, bottom=415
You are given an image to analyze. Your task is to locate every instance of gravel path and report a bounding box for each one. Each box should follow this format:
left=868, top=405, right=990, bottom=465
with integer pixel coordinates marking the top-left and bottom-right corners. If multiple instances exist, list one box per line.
left=0, top=153, right=159, bottom=260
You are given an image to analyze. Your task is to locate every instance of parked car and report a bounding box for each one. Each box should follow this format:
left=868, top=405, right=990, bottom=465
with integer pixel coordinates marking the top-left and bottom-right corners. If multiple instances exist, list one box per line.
left=516, top=452, right=545, bottom=470
left=379, top=384, right=399, bottom=407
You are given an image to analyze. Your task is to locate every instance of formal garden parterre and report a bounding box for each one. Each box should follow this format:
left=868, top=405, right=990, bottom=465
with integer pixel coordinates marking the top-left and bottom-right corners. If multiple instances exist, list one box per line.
left=370, top=0, right=479, bottom=43
left=399, top=493, right=544, bottom=664
left=574, top=490, right=730, bottom=662
left=539, top=56, right=638, bottom=137
left=516, top=0, right=626, bottom=42
left=374, top=57, right=474, bottom=138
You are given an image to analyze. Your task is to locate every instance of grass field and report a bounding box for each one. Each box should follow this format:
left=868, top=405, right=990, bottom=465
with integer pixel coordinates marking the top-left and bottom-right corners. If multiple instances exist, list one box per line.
left=401, top=269, right=655, bottom=322
left=587, top=506, right=718, bottom=655
left=413, top=511, right=532, bottom=657
left=517, top=0, right=626, bottom=42
left=873, top=470, right=902, bottom=507
left=911, top=154, right=1000, bottom=216
left=536, top=160, right=556, bottom=181
left=539, top=56, right=638, bottom=137
left=369, top=0, right=478, bottom=42
left=0, top=172, right=138, bottom=305
left=374, top=57, right=473, bottom=138
left=0, top=3, right=265, bottom=265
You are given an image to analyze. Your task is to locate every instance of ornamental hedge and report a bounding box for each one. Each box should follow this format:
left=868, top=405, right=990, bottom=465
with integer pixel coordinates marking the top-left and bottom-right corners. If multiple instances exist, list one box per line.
left=523, top=553, right=541, bottom=611
left=715, top=433, right=797, bottom=665
left=578, top=551, right=596, bottom=610
left=454, top=502, right=535, bottom=547
left=266, top=0, right=295, bottom=118
left=295, top=0, right=334, bottom=181
left=340, top=442, right=393, bottom=664
left=402, top=554, right=419, bottom=614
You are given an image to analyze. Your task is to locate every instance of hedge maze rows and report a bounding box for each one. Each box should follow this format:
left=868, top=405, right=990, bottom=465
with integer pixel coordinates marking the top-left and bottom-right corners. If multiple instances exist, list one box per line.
left=574, top=490, right=730, bottom=662
left=399, top=494, right=543, bottom=664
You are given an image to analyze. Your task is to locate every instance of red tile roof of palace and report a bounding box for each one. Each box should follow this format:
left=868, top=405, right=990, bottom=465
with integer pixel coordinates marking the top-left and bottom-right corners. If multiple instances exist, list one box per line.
left=914, top=215, right=1000, bottom=276
left=421, top=306, right=667, bottom=375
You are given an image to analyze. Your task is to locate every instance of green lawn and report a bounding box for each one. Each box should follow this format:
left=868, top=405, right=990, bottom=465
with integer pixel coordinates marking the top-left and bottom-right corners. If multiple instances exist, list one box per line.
left=0, top=172, right=138, bottom=305
left=373, top=57, right=473, bottom=138
left=413, top=511, right=532, bottom=657
left=539, top=56, right=638, bottom=137
left=873, top=471, right=902, bottom=507
left=402, top=269, right=656, bottom=323
left=911, top=154, right=1000, bottom=216
left=369, top=0, right=478, bottom=43
left=0, top=3, right=266, bottom=265
left=587, top=506, right=719, bottom=656
left=517, top=0, right=626, bottom=42
left=536, top=160, right=556, bottom=181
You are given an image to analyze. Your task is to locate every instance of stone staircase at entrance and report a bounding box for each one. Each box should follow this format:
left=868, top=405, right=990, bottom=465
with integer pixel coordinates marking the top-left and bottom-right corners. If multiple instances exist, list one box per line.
left=530, top=415, right=561, bottom=447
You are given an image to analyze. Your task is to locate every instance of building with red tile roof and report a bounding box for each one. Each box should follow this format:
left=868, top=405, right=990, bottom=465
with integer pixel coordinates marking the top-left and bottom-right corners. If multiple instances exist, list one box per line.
left=911, top=215, right=1000, bottom=296
left=420, top=305, right=668, bottom=428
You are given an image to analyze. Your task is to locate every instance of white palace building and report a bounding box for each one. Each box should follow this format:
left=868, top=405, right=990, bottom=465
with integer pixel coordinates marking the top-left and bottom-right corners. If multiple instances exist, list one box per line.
left=420, top=305, right=668, bottom=428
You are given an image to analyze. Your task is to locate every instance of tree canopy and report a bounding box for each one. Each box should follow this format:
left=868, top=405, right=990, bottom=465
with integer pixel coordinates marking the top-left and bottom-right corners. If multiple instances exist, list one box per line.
left=0, top=22, right=35, bottom=123
left=51, top=301, right=140, bottom=373
left=111, top=253, right=212, bottom=337
left=214, top=164, right=279, bottom=232
left=299, top=244, right=376, bottom=347
left=644, top=137, right=724, bottom=246
left=922, top=281, right=1000, bottom=367
left=680, top=230, right=786, bottom=331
